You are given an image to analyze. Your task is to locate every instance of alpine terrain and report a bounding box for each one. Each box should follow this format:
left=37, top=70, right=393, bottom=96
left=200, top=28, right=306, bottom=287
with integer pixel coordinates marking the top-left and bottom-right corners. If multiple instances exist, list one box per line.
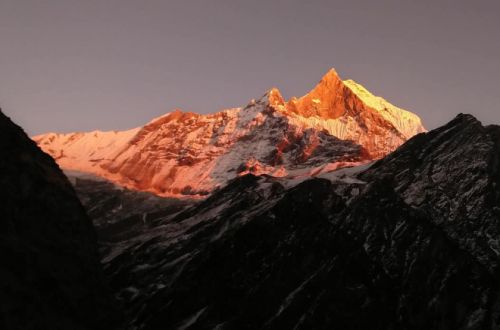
left=72, top=113, right=500, bottom=329
left=4, top=69, right=499, bottom=330
left=34, top=69, right=425, bottom=197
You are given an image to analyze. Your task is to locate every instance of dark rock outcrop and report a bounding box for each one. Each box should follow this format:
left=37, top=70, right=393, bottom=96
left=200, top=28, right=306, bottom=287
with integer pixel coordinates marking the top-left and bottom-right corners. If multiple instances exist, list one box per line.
left=0, top=110, right=117, bottom=329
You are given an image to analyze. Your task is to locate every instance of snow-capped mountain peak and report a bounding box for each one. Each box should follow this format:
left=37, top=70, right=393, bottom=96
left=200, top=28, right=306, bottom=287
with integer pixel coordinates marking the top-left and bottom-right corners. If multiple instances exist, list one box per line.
left=34, top=69, right=426, bottom=197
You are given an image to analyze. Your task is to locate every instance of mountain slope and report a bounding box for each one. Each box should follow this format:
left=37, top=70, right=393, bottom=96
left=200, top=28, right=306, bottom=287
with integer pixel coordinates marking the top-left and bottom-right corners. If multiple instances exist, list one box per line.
left=360, top=114, right=500, bottom=272
left=34, top=69, right=425, bottom=196
left=74, top=113, right=499, bottom=329
left=0, top=110, right=118, bottom=329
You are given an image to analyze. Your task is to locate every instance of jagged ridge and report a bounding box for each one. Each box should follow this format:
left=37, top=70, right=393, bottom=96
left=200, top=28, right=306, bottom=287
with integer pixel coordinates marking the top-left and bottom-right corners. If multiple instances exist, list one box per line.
left=34, top=69, right=426, bottom=197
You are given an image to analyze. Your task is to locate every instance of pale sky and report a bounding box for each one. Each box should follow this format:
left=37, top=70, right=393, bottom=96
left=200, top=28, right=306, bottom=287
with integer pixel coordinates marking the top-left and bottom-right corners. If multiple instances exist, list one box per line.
left=1, top=0, right=499, bottom=135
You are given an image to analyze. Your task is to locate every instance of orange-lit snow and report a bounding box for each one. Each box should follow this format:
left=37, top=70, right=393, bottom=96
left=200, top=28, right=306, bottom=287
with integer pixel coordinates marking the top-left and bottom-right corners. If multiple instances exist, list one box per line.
left=34, top=69, right=426, bottom=197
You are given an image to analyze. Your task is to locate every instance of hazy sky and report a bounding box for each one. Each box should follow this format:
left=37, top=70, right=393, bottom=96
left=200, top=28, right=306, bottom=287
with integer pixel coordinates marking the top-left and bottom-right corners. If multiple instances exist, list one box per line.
left=1, top=0, right=499, bottom=135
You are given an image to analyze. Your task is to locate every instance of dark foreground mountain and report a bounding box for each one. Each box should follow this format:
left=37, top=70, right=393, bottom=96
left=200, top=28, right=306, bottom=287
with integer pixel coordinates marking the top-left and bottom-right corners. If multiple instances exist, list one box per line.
left=74, top=114, right=500, bottom=329
left=0, top=110, right=118, bottom=329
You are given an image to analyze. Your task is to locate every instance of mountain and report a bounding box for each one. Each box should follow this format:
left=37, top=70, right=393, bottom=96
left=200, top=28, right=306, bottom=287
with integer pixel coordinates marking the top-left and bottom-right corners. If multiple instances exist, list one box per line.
left=360, top=113, right=500, bottom=272
left=74, top=114, right=500, bottom=329
left=0, top=110, right=118, bottom=329
left=34, top=69, right=425, bottom=197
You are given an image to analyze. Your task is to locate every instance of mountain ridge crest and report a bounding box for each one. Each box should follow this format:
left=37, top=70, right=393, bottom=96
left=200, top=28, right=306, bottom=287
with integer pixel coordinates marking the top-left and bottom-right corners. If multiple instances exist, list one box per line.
left=33, top=69, right=426, bottom=197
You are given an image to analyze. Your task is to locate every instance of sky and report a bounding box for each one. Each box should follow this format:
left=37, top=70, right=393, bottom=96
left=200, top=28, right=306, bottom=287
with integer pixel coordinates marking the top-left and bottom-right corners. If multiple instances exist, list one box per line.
left=1, top=0, right=499, bottom=135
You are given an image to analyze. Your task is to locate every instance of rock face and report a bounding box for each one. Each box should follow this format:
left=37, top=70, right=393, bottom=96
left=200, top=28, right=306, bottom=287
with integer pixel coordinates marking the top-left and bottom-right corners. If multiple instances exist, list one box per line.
left=34, top=69, right=425, bottom=197
left=361, top=113, right=500, bottom=272
left=75, top=114, right=500, bottom=329
left=0, top=110, right=117, bottom=329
